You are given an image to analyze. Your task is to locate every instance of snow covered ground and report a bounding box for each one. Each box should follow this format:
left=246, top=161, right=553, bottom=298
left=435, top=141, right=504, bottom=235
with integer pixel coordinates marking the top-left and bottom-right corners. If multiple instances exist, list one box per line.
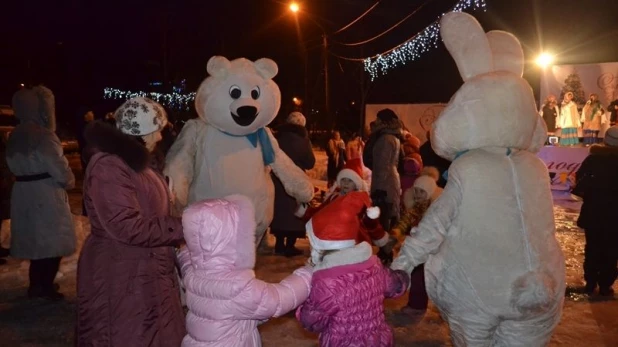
left=0, top=152, right=616, bottom=346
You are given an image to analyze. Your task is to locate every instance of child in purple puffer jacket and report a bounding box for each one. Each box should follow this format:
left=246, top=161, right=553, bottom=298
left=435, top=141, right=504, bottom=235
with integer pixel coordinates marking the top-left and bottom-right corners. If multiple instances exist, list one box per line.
left=296, top=192, right=409, bottom=347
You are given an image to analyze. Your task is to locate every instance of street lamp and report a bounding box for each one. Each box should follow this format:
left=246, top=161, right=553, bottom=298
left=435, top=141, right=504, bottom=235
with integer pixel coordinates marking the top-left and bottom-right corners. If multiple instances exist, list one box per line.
left=536, top=53, right=554, bottom=68
left=293, top=97, right=302, bottom=106
left=289, top=3, right=329, bottom=119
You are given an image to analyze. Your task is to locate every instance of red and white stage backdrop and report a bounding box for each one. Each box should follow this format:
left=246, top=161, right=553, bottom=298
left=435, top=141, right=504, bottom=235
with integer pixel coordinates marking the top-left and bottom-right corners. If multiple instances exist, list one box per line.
left=365, top=104, right=446, bottom=143
left=540, top=62, right=618, bottom=137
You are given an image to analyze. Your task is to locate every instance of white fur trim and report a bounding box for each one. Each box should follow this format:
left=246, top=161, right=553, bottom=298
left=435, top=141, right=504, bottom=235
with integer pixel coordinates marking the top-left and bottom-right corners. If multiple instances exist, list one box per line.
left=306, top=220, right=356, bottom=251
left=373, top=232, right=390, bottom=248
left=366, top=206, right=380, bottom=219
left=294, top=203, right=308, bottom=218
left=337, top=168, right=367, bottom=192
left=314, top=242, right=373, bottom=271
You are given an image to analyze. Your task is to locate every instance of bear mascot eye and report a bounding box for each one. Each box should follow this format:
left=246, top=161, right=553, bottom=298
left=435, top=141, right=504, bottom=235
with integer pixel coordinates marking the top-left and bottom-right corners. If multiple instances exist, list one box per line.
left=229, top=85, right=241, bottom=99
left=251, top=86, right=261, bottom=100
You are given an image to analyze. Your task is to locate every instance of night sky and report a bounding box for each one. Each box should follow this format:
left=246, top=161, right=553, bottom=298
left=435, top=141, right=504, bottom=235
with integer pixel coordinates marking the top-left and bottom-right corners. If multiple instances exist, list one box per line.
left=1, top=0, right=617, bottom=131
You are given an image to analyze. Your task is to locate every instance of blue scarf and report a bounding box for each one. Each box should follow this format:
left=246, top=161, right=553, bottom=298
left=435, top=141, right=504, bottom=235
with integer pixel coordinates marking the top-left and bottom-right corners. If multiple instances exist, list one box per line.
left=222, top=128, right=275, bottom=166
left=442, top=148, right=512, bottom=182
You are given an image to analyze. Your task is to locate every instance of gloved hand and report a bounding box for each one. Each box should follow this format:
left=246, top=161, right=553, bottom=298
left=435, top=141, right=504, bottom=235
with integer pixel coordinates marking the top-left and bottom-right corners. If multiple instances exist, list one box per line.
left=377, top=235, right=398, bottom=266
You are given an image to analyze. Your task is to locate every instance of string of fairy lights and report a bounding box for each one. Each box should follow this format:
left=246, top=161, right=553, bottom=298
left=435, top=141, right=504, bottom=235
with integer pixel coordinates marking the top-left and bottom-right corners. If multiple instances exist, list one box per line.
left=103, top=88, right=196, bottom=110
left=362, top=0, right=487, bottom=80
left=103, top=1, right=487, bottom=106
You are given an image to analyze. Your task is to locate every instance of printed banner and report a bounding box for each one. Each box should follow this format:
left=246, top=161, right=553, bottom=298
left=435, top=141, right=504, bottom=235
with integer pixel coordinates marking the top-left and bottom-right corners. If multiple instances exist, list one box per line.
left=537, top=146, right=590, bottom=191
left=365, top=104, right=446, bottom=143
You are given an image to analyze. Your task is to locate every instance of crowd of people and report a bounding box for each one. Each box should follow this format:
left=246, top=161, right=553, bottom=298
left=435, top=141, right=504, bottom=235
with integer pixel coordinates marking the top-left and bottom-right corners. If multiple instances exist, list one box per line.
left=0, top=75, right=617, bottom=346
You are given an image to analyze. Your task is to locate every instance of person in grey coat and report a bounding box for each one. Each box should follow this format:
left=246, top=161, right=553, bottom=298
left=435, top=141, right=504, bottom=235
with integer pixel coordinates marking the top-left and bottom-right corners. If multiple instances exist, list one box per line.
left=369, top=108, right=403, bottom=232
left=270, top=112, right=316, bottom=256
left=7, top=85, right=75, bottom=300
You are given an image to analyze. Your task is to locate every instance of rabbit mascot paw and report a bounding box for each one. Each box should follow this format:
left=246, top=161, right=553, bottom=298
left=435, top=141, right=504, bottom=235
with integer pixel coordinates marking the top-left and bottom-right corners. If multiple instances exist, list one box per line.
left=391, top=12, right=565, bottom=346
left=165, top=56, right=314, bottom=246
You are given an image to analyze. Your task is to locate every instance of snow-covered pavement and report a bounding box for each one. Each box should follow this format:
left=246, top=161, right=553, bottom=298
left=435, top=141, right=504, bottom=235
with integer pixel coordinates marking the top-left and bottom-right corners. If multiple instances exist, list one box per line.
left=0, top=152, right=616, bottom=346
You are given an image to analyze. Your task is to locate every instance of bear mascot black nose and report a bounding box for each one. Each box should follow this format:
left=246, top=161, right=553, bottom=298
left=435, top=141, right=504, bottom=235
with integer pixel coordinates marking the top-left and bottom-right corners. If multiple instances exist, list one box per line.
left=237, top=106, right=257, bottom=119
left=233, top=106, right=259, bottom=126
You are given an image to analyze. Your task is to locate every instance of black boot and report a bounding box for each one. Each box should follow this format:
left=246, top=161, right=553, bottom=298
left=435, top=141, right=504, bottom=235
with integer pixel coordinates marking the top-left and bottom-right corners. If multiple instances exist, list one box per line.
left=274, top=236, right=286, bottom=255
left=284, top=237, right=302, bottom=257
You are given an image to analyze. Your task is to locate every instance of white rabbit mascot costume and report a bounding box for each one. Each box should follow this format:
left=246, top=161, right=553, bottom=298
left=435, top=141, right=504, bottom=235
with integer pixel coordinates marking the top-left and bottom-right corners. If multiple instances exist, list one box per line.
left=392, top=12, right=565, bottom=346
left=165, top=56, right=314, bottom=246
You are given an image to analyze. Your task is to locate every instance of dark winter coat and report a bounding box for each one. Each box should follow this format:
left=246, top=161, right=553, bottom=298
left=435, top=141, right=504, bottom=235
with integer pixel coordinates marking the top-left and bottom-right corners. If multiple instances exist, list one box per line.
left=576, top=144, right=618, bottom=230
left=369, top=120, right=403, bottom=220
left=76, top=121, right=185, bottom=347
left=419, top=137, right=451, bottom=188
left=271, top=123, right=315, bottom=235
left=0, top=138, right=13, bottom=221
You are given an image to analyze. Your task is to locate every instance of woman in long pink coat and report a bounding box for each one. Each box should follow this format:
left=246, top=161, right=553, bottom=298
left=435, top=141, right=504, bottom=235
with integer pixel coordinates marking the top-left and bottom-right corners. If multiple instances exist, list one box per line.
left=178, top=195, right=312, bottom=346
left=76, top=98, right=185, bottom=346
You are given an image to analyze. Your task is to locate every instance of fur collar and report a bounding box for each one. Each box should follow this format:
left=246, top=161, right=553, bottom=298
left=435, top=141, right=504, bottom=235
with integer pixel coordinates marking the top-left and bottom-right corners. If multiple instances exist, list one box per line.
left=314, top=242, right=373, bottom=271
left=275, top=123, right=308, bottom=139
left=84, top=120, right=150, bottom=172
left=371, top=120, right=402, bottom=138
left=590, top=144, right=618, bottom=156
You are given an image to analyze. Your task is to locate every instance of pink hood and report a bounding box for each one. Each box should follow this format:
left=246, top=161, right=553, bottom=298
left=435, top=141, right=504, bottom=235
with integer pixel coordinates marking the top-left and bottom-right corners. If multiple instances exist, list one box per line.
left=182, top=194, right=256, bottom=273
left=179, top=195, right=312, bottom=347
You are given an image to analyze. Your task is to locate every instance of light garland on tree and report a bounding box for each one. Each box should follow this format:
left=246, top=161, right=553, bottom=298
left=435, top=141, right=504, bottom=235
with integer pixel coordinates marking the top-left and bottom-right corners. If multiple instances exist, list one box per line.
left=103, top=88, right=196, bottom=111
left=364, top=0, right=487, bottom=80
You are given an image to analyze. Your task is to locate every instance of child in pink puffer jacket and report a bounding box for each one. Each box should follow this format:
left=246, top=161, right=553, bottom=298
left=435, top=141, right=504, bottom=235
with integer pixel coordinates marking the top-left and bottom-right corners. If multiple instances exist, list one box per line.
left=296, top=192, right=409, bottom=347
left=177, top=195, right=312, bottom=347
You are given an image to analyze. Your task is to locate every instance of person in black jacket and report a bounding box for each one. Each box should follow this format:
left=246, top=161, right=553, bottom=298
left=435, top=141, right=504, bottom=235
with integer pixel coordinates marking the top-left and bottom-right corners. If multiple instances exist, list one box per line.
left=419, top=131, right=451, bottom=188
left=575, top=125, right=618, bottom=296
left=270, top=112, right=316, bottom=256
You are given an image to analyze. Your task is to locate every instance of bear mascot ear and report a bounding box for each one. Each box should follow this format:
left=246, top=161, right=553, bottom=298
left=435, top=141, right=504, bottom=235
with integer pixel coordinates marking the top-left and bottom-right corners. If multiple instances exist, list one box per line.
left=254, top=58, right=278, bottom=79
left=486, top=30, right=525, bottom=77
left=440, top=12, right=493, bottom=82
left=207, top=56, right=232, bottom=78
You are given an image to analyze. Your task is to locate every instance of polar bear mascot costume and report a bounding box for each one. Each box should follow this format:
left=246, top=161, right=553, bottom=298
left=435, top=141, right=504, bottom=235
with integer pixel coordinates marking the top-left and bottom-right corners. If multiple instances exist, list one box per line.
left=392, top=12, right=565, bottom=346
left=165, top=56, right=314, bottom=245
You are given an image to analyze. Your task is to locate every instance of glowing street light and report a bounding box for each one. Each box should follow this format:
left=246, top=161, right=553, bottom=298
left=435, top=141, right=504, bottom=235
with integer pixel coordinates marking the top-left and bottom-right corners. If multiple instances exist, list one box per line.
left=536, top=53, right=554, bottom=68
left=293, top=97, right=302, bottom=106
left=289, top=2, right=299, bottom=13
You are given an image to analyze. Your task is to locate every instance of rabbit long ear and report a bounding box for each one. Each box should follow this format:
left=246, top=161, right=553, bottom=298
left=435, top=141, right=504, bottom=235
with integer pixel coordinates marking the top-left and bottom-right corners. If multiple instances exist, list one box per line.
left=440, top=12, right=493, bottom=81
left=486, top=31, right=524, bottom=77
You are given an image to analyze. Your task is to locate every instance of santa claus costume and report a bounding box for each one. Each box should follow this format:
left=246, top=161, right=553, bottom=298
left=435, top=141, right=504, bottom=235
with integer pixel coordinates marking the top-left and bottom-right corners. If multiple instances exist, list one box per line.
left=296, top=193, right=409, bottom=347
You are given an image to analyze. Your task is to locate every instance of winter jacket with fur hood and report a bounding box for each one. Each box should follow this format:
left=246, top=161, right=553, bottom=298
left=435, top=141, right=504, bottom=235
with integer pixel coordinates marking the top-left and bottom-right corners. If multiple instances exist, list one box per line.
left=369, top=119, right=403, bottom=220
left=296, top=242, right=408, bottom=347
left=76, top=121, right=185, bottom=347
left=178, top=195, right=312, bottom=347
left=7, top=86, right=75, bottom=260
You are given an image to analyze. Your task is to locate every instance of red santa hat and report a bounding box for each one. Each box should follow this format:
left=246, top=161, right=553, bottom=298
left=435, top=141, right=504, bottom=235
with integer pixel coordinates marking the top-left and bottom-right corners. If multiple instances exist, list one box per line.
left=307, top=191, right=380, bottom=254
left=336, top=159, right=368, bottom=192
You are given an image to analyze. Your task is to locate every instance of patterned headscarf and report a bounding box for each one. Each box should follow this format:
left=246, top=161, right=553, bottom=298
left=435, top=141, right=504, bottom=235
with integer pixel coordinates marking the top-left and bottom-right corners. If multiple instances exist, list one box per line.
left=114, top=97, right=168, bottom=136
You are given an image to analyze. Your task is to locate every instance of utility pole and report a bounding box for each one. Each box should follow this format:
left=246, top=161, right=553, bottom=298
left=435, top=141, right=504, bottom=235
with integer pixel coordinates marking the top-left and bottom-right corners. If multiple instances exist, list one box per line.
left=323, top=34, right=330, bottom=120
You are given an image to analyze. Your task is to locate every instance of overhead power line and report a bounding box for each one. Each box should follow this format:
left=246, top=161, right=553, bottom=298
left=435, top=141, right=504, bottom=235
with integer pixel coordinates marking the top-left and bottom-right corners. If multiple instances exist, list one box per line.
left=331, top=0, right=435, bottom=47
left=331, top=1, right=381, bottom=35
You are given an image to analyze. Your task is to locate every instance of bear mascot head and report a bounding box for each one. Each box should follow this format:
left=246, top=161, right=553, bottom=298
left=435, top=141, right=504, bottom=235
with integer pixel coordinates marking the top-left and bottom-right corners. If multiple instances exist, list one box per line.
left=195, top=56, right=281, bottom=137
